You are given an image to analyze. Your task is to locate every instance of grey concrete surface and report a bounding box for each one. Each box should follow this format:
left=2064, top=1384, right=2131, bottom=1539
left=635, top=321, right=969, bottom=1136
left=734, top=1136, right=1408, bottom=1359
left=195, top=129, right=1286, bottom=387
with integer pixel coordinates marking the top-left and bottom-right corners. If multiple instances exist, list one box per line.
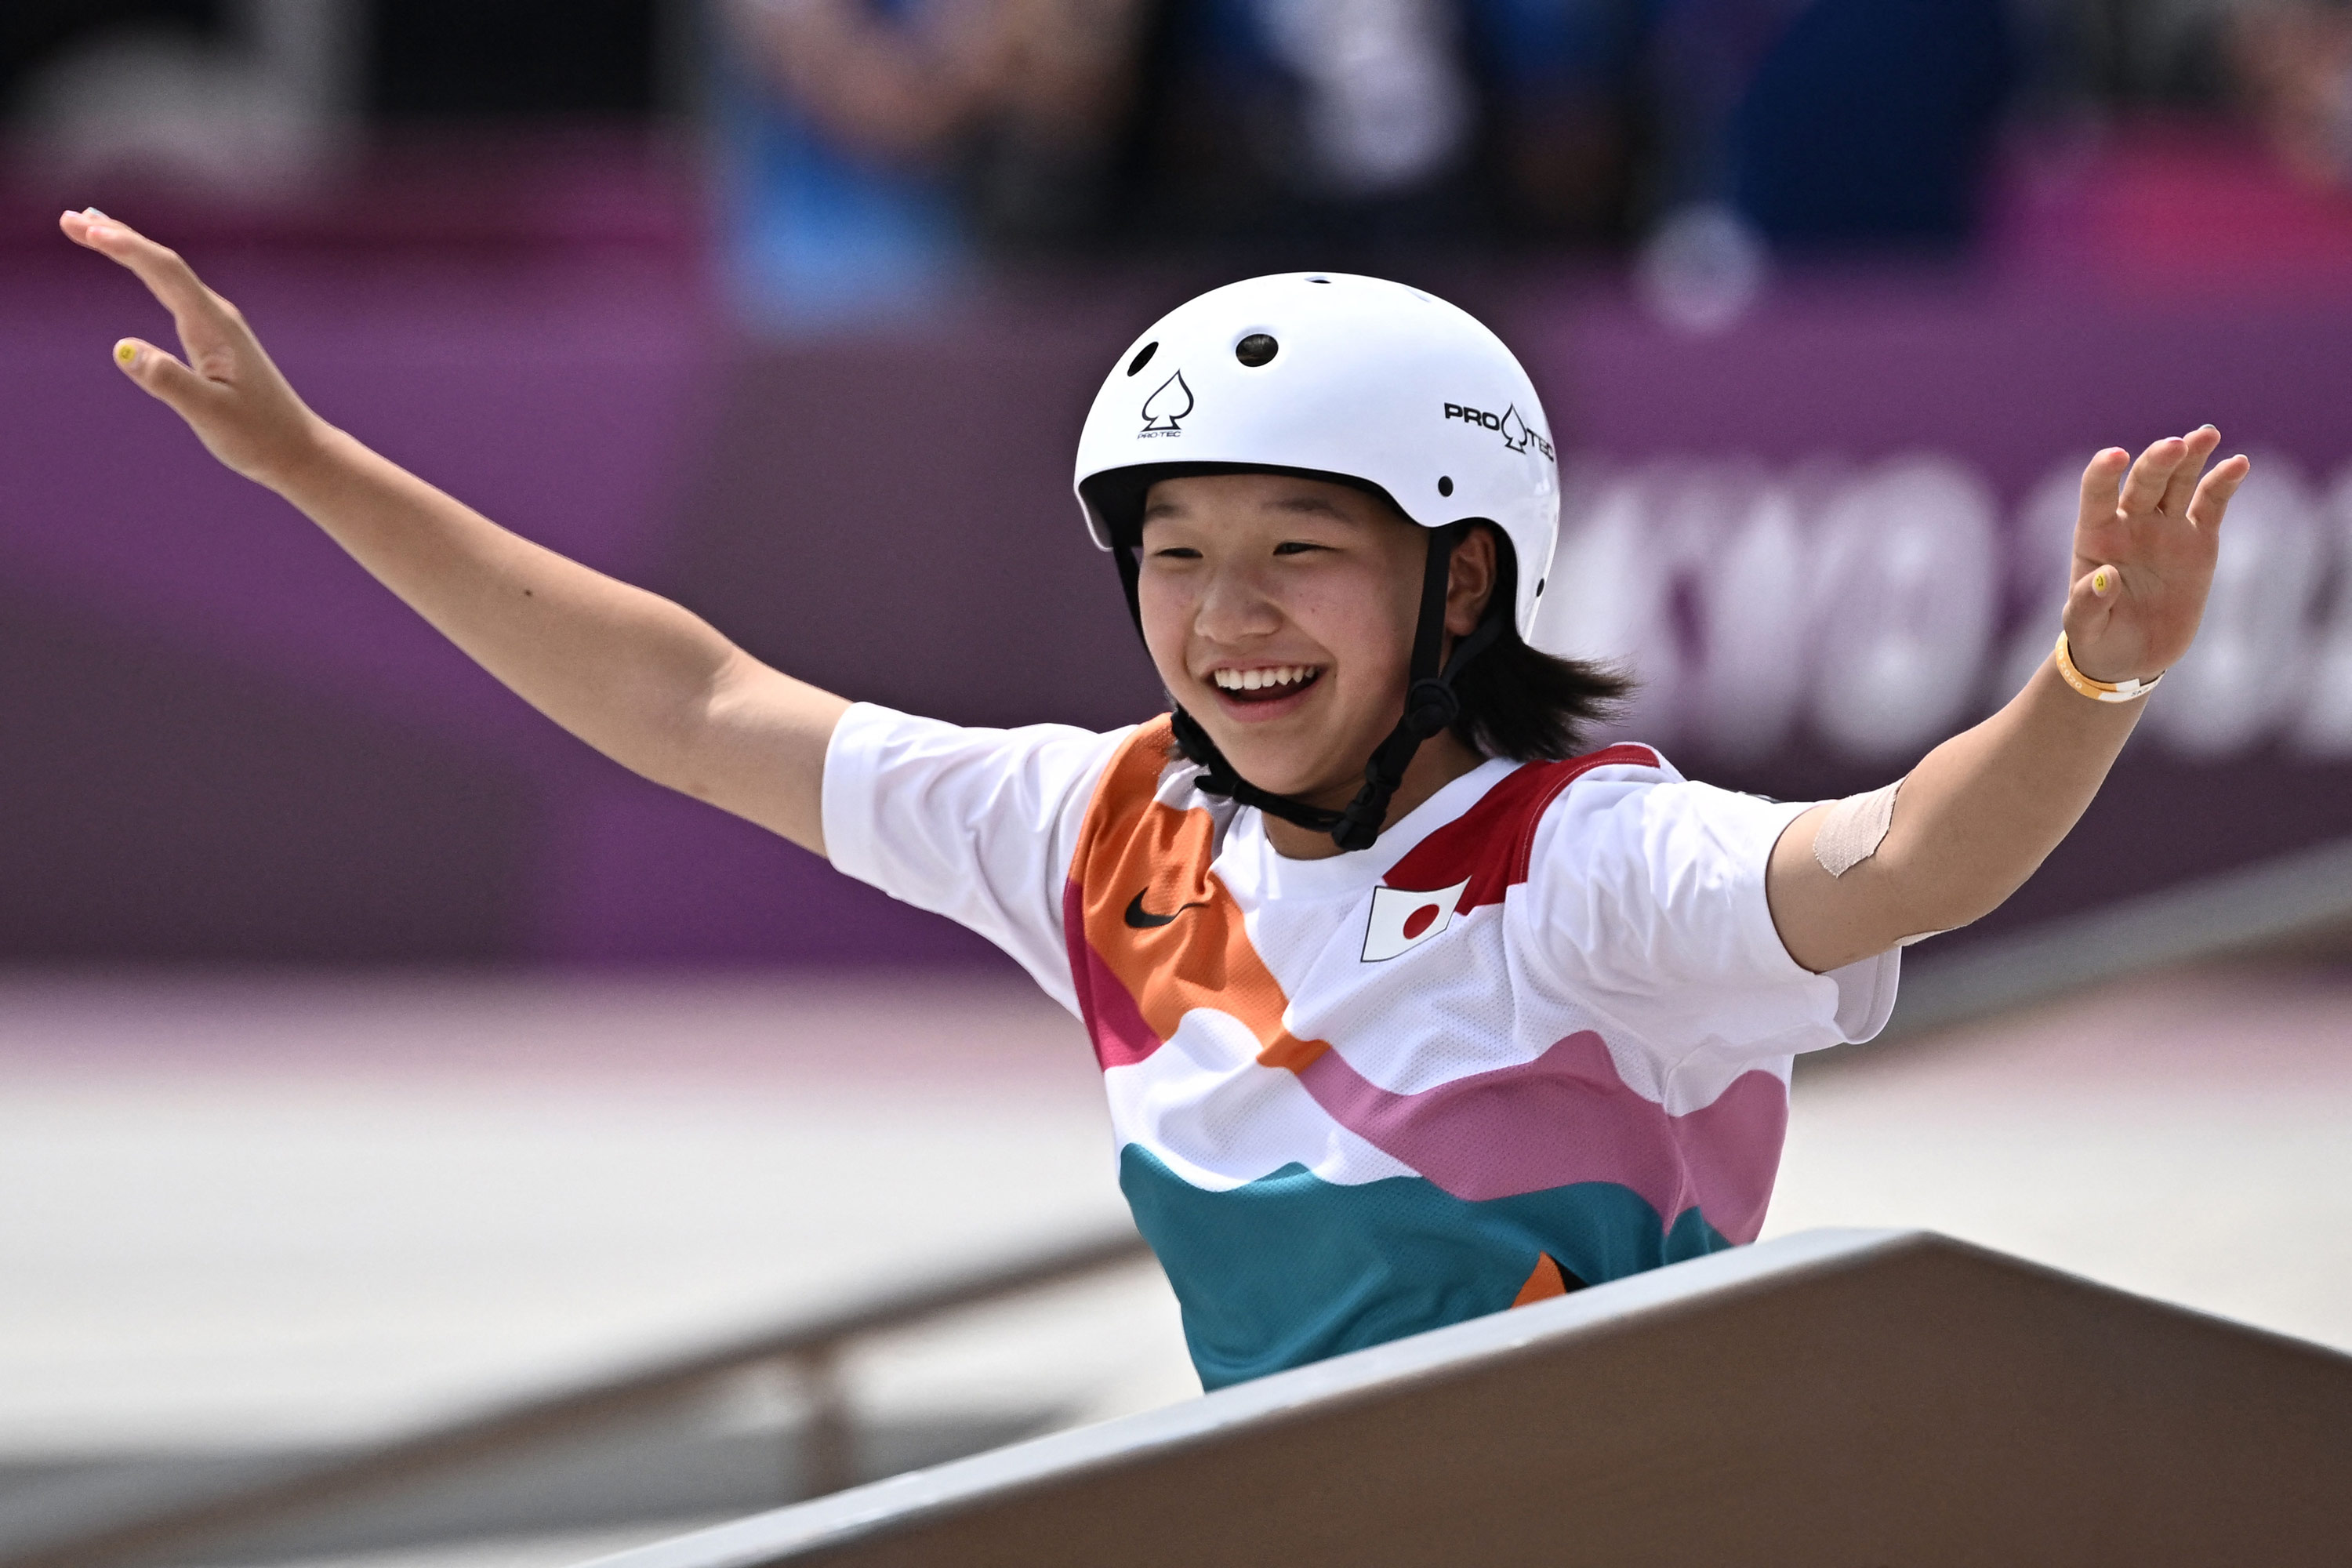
left=0, top=972, right=1197, bottom=1564
left=0, top=971, right=1194, bottom=1457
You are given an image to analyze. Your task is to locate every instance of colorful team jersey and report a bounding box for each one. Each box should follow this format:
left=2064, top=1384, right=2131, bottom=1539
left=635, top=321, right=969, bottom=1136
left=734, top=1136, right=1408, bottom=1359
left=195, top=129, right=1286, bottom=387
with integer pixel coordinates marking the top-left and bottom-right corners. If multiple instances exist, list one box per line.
left=823, top=705, right=1897, bottom=1388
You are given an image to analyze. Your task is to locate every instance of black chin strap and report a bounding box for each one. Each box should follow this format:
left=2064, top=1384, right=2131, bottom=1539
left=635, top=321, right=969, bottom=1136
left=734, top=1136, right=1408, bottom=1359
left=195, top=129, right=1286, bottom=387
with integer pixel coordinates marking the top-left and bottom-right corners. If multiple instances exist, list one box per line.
left=1115, top=525, right=1505, bottom=853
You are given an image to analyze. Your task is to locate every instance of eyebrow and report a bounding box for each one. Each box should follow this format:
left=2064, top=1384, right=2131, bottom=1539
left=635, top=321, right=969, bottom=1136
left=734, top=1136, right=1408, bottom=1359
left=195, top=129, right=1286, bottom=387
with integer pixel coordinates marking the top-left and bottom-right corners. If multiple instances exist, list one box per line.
left=1142, top=492, right=1358, bottom=521
left=1267, top=493, right=1354, bottom=518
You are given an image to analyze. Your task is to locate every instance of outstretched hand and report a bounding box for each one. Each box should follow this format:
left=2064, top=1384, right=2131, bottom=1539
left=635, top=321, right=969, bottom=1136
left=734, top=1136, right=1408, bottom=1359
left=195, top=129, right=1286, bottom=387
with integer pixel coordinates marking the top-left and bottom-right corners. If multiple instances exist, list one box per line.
left=2064, top=429, right=2251, bottom=684
left=52, top=209, right=870, bottom=862
left=59, top=207, right=326, bottom=489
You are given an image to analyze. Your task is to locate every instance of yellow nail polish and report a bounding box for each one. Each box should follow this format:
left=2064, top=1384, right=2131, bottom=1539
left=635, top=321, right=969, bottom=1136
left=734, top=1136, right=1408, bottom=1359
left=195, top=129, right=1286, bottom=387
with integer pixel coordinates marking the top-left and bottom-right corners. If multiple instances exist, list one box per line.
left=2093, top=569, right=2111, bottom=593
left=114, top=341, right=137, bottom=367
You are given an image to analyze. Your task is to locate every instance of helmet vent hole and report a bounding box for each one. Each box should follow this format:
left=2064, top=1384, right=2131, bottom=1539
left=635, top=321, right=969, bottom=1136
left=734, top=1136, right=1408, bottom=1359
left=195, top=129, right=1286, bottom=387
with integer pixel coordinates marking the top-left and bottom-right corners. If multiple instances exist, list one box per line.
left=1126, top=342, right=1159, bottom=377
left=1536, top=577, right=1547, bottom=597
left=1235, top=334, right=1279, bottom=367
left=1436, top=476, right=1454, bottom=497
left=1306, top=276, right=1331, bottom=284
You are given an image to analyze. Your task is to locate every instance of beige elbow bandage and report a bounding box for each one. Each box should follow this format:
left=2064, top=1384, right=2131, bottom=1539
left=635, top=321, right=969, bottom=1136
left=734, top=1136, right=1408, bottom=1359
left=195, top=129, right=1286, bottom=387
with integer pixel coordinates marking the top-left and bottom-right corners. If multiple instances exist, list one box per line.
left=1813, top=778, right=1904, bottom=878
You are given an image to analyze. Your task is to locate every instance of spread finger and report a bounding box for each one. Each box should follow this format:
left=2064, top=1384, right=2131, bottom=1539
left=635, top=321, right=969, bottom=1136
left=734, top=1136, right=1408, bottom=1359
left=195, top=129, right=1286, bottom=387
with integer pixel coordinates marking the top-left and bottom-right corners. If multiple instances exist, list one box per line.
left=2186, top=455, right=2252, bottom=532
left=2119, top=436, right=2184, bottom=518
left=79, top=217, right=232, bottom=336
left=2076, top=446, right=2128, bottom=532
left=2158, top=426, right=2220, bottom=517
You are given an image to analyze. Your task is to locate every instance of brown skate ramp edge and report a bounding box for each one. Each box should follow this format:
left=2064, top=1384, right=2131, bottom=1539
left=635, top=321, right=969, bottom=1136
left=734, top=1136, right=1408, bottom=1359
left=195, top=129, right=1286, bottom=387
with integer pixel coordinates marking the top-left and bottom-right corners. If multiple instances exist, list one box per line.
left=578, top=1229, right=2352, bottom=1568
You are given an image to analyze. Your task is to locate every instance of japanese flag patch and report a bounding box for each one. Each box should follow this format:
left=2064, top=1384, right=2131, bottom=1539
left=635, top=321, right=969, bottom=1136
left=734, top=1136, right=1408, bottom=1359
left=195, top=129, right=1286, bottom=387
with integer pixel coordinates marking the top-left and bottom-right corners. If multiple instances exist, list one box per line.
left=1361, top=878, right=1472, bottom=963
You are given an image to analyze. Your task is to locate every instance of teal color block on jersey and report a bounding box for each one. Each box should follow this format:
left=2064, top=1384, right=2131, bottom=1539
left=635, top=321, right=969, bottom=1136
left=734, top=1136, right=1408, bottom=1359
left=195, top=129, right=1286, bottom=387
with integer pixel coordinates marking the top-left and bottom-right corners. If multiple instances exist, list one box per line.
left=1120, top=1144, right=1731, bottom=1389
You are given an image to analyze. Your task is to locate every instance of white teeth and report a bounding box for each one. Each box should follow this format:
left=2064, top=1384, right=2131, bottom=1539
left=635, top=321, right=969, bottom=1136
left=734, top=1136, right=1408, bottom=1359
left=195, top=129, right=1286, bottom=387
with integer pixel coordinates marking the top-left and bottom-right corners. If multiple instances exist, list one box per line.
left=1214, top=665, right=1313, bottom=692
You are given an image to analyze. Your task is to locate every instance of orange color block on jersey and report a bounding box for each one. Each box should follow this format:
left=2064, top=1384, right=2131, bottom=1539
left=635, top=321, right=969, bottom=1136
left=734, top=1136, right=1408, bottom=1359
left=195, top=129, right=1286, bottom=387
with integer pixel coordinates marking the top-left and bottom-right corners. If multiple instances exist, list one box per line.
left=1073, top=720, right=1331, bottom=1073
left=1512, top=1253, right=1570, bottom=1307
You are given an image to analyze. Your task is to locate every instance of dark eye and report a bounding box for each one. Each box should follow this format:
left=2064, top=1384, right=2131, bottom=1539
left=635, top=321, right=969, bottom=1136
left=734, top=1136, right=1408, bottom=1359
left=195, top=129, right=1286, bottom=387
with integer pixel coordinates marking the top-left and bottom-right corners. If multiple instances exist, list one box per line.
left=1151, top=544, right=1202, bottom=559
left=1272, top=540, right=1325, bottom=556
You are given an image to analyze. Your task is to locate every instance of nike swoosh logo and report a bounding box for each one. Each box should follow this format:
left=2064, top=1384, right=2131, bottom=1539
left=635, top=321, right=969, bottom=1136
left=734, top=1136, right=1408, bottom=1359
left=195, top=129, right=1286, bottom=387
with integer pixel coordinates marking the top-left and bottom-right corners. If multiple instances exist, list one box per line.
left=1124, top=889, right=1210, bottom=929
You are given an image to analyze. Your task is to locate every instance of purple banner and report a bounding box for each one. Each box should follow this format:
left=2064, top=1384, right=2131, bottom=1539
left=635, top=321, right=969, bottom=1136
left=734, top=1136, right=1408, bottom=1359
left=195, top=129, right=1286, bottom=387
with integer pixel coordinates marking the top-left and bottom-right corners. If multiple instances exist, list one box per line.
left=4, top=242, right=2347, bottom=966
left=1534, top=276, right=2352, bottom=936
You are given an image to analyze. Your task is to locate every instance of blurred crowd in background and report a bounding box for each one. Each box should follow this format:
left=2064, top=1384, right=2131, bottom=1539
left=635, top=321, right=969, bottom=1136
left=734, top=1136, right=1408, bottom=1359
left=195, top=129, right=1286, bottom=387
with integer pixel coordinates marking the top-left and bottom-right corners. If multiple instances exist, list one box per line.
left=4, top=1, right=2352, bottom=325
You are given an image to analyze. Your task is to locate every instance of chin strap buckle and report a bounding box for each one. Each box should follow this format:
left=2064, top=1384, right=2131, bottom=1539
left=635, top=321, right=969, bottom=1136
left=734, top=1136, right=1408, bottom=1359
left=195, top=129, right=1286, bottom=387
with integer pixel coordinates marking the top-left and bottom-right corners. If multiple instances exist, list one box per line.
left=1403, top=679, right=1460, bottom=738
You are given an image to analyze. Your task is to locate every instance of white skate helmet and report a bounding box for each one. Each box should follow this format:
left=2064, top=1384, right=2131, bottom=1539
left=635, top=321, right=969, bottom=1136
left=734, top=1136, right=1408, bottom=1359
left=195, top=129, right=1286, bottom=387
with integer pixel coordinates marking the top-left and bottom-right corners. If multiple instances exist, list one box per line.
left=1073, top=271, right=1559, bottom=636
left=1072, top=273, right=1563, bottom=850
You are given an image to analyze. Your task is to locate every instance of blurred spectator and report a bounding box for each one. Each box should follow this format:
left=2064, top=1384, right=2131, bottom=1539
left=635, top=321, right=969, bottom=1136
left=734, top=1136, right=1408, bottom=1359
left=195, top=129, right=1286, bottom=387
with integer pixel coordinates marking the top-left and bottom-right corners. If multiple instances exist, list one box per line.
left=2038, top=0, right=2237, bottom=111
left=1472, top=0, right=1653, bottom=238
left=715, top=0, right=1664, bottom=304
left=2, top=0, right=677, bottom=233
left=369, top=0, right=670, bottom=122
left=1636, top=0, right=2018, bottom=329
left=717, top=0, right=2034, bottom=299
left=1643, top=0, right=1805, bottom=216
left=716, top=0, right=1146, bottom=325
left=1644, top=0, right=2020, bottom=246
left=1121, top=0, right=1652, bottom=252
left=2231, top=0, right=2352, bottom=188
left=1126, top=0, right=2023, bottom=259
left=8, top=0, right=360, bottom=198
left=1121, top=0, right=1482, bottom=248
left=1730, top=0, right=2020, bottom=247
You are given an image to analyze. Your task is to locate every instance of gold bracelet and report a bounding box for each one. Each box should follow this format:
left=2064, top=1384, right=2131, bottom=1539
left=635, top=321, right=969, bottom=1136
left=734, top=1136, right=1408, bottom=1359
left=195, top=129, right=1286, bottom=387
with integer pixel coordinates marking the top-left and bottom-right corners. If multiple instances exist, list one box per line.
left=2054, top=630, right=2162, bottom=703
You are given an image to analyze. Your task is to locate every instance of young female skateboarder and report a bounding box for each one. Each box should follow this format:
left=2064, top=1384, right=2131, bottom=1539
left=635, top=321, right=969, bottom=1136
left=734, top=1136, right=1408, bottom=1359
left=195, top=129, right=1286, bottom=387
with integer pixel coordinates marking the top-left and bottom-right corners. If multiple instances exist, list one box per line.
left=60, top=209, right=2247, bottom=1388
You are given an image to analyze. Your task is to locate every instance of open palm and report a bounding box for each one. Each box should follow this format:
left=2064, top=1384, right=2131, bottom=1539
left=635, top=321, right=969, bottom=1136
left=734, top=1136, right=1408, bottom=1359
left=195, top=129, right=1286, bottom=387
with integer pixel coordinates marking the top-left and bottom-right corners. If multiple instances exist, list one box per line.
left=56, top=207, right=325, bottom=488
left=2063, top=429, right=2251, bottom=685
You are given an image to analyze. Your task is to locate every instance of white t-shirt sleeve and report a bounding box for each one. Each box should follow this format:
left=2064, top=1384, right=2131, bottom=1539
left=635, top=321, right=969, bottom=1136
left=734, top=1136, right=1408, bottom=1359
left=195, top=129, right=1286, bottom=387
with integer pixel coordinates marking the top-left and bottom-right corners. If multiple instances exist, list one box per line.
left=821, top=702, right=1131, bottom=1013
left=1521, top=764, right=1899, bottom=1065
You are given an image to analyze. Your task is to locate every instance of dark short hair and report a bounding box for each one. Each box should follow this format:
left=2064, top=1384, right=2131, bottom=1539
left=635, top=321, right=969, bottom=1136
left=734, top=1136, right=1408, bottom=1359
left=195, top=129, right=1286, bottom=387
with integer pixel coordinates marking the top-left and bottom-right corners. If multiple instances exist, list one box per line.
left=1447, top=524, right=1632, bottom=762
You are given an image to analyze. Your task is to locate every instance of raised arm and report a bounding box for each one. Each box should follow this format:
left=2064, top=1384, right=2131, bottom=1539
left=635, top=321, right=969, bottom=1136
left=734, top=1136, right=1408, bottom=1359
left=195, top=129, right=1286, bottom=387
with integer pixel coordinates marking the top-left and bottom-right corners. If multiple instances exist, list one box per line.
left=1766, top=428, right=2251, bottom=974
left=60, top=210, right=849, bottom=855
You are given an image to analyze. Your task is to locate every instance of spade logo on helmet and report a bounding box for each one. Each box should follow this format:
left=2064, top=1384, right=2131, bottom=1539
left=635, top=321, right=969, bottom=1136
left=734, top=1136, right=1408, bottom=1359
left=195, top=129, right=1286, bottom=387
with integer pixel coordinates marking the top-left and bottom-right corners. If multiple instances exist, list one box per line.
left=1140, top=370, right=1193, bottom=437
left=1443, top=401, right=1555, bottom=463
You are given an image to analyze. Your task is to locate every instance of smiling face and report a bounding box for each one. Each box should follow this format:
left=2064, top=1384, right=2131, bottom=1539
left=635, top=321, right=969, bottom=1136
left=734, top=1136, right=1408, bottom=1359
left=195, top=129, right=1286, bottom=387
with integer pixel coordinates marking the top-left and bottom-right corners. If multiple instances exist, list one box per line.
left=1137, top=471, right=1493, bottom=815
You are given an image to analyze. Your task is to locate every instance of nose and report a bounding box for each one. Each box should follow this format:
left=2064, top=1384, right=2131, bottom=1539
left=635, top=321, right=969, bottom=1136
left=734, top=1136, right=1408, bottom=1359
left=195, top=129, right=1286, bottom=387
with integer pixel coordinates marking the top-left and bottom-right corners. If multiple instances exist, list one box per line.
left=1192, top=557, right=1283, bottom=646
